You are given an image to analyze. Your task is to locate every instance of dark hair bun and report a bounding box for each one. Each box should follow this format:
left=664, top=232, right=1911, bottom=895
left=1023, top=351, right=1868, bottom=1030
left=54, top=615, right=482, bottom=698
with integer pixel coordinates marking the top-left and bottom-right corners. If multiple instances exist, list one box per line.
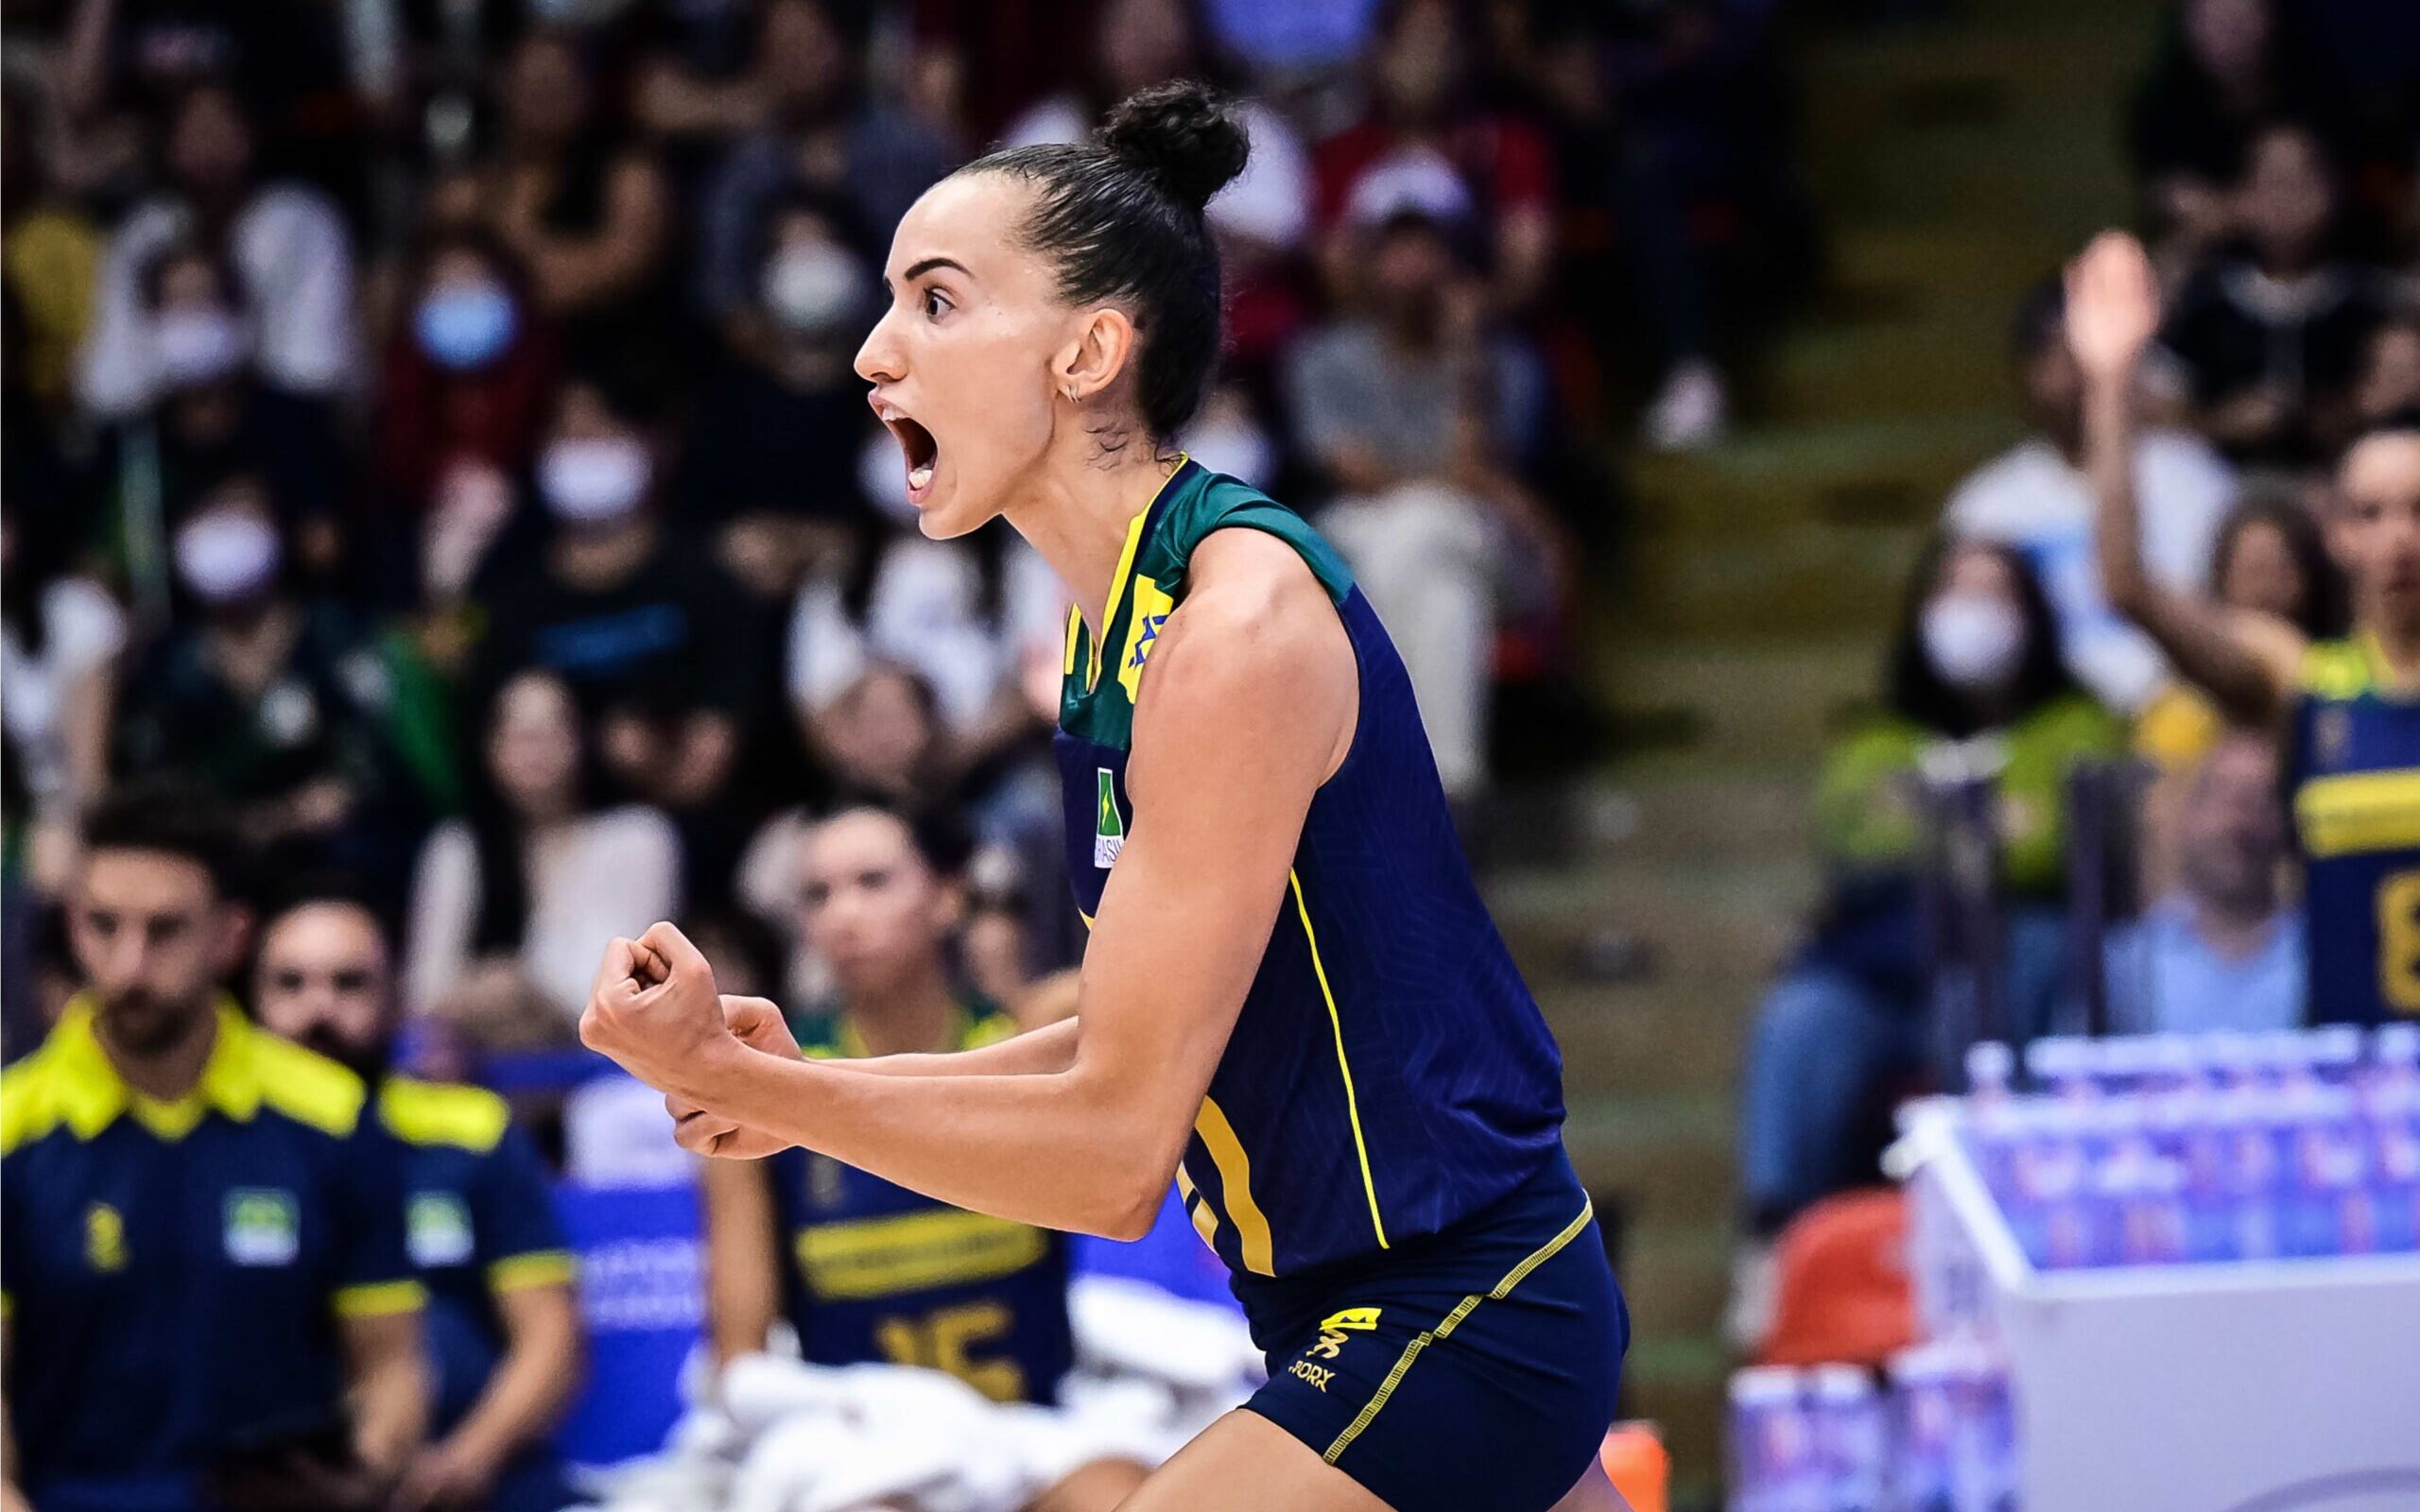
left=1102, top=80, right=1250, bottom=213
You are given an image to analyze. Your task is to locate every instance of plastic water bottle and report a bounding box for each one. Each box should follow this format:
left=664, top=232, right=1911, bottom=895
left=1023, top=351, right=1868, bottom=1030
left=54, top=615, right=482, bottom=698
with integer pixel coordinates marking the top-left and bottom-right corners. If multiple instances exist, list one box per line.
left=1807, top=1364, right=1888, bottom=1511
left=2216, top=1088, right=2290, bottom=1260
left=2311, top=1026, right=2365, bottom=1088
left=2140, top=1033, right=2198, bottom=1096
left=2286, top=1086, right=2375, bottom=1256
left=1945, top=1344, right=2020, bottom=1512
left=1888, top=1347, right=1958, bottom=1512
left=2365, top=1076, right=2420, bottom=1252
left=1730, top=1366, right=1820, bottom=1512
left=2200, top=1030, right=2260, bottom=1091
left=1965, top=1040, right=2015, bottom=1103
left=2024, top=1038, right=2092, bottom=1101
left=2002, top=1120, right=2089, bottom=1271
left=2159, top=1091, right=2238, bottom=1263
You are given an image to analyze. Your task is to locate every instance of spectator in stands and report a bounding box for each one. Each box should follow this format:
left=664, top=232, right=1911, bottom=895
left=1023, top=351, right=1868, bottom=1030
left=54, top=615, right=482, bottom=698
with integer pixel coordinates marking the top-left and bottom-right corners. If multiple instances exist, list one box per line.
left=997, top=0, right=1314, bottom=390
left=1737, top=538, right=2125, bottom=1237
left=1286, top=203, right=1563, bottom=799
left=252, top=888, right=583, bottom=1512
left=697, top=802, right=1149, bottom=1511
left=691, top=0, right=958, bottom=326
left=2127, top=0, right=2341, bottom=267
left=470, top=375, right=764, bottom=879
left=83, top=243, right=345, bottom=604
left=1313, top=0, right=1557, bottom=319
left=2360, top=319, right=2420, bottom=425
left=1946, top=279, right=2239, bottom=712
left=676, top=192, right=880, bottom=604
left=1, top=784, right=427, bottom=1512
left=77, top=80, right=356, bottom=420
left=0, top=499, right=125, bottom=897
left=407, top=669, right=682, bottom=1026
left=447, top=30, right=671, bottom=389
left=2133, top=490, right=2347, bottom=889
left=374, top=230, right=562, bottom=525
left=2103, top=730, right=2307, bottom=1033
left=3, top=82, right=103, bottom=418
left=2152, top=122, right=2393, bottom=469
left=113, top=479, right=436, bottom=898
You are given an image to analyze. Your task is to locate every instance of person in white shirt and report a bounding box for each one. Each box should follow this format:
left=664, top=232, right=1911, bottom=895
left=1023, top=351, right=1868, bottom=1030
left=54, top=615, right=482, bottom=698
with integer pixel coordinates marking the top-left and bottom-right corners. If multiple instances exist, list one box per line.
left=1945, top=279, right=2238, bottom=712
left=76, top=80, right=356, bottom=420
left=407, top=670, right=682, bottom=1025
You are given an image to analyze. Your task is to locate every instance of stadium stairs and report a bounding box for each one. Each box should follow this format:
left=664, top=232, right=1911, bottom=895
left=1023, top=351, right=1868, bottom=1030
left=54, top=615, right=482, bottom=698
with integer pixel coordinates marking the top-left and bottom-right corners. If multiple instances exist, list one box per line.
left=1484, top=0, right=2161, bottom=1499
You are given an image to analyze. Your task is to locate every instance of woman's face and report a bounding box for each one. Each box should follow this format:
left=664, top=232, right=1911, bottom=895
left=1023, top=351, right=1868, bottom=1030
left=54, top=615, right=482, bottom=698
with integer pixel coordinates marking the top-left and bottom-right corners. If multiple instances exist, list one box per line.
left=856, top=174, right=1097, bottom=540
left=1932, top=545, right=2022, bottom=614
left=488, top=675, right=581, bottom=816
left=2332, top=432, right=2420, bottom=633
left=2187, top=0, right=2269, bottom=81
left=1920, top=546, right=2032, bottom=697
left=2218, top=519, right=2307, bottom=620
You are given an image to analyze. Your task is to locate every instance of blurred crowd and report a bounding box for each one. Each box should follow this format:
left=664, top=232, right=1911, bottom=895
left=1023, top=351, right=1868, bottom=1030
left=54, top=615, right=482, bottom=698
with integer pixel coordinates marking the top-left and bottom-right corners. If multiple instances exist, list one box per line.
left=1735, top=0, right=2420, bottom=1331
left=0, top=0, right=1815, bottom=1062
left=0, top=1, right=1817, bottom=1507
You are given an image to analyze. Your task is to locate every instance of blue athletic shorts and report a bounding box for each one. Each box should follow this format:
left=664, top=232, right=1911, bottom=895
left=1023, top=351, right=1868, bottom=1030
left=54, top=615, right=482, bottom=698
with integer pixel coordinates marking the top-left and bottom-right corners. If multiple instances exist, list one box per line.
left=1236, top=1152, right=1629, bottom=1512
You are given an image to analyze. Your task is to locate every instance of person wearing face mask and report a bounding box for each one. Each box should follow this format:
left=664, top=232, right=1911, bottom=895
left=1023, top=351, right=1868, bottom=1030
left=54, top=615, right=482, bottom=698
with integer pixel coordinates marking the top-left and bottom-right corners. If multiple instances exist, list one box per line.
left=112, top=485, right=437, bottom=904
left=84, top=244, right=345, bottom=614
left=75, top=80, right=357, bottom=420
left=376, top=232, right=562, bottom=528
left=470, top=377, right=763, bottom=901
left=1733, top=538, right=2124, bottom=1264
left=690, top=0, right=958, bottom=325
left=674, top=196, right=881, bottom=604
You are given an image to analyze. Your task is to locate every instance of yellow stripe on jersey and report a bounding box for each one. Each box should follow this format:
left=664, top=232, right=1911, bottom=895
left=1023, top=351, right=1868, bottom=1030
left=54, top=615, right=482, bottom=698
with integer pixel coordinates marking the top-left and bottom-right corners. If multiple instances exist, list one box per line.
left=1086, top=507, right=1153, bottom=693
left=488, top=1250, right=579, bottom=1293
left=1322, top=1198, right=1596, bottom=1466
left=2298, top=770, right=2420, bottom=858
left=1176, top=1166, right=1220, bottom=1249
left=794, top=1209, right=1049, bottom=1299
left=1063, top=604, right=1084, bottom=679
left=1290, top=871, right=1388, bottom=1250
left=334, top=1280, right=428, bottom=1318
left=1193, top=1095, right=1274, bottom=1275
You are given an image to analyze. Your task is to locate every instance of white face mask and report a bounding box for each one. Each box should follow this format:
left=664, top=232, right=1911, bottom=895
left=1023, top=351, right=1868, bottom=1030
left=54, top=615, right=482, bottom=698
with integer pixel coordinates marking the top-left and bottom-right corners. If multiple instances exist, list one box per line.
left=154, top=308, right=248, bottom=389
left=175, top=511, right=282, bottom=603
left=763, top=242, right=863, bottom=335
left=1922, top=593, right=2029, bottom=693
left=540, top=438, right=651, bottom=524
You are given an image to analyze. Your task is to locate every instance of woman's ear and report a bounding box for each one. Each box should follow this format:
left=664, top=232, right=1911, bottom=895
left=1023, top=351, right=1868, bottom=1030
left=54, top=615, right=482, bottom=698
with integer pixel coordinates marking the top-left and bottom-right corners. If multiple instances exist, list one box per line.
left=1054, top=306, right=1138, bottom=405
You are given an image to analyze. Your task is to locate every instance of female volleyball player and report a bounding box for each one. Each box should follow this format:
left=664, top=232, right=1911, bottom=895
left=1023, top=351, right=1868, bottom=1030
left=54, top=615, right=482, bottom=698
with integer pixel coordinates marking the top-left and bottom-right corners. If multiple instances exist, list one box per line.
left=2067, top=230, right=2420, bottom=1024
left=579, top=82, right=1628, bottom=1509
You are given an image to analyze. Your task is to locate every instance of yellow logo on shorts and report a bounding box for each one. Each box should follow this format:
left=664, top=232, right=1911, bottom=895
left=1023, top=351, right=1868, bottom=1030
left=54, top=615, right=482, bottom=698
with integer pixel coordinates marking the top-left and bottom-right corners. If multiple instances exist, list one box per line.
left=86, top=1202, right=127, bottom=1272
left=1288, top=1359, right=1335, bottom=1391
left=1306, top=1306, right=1381, bottom=1361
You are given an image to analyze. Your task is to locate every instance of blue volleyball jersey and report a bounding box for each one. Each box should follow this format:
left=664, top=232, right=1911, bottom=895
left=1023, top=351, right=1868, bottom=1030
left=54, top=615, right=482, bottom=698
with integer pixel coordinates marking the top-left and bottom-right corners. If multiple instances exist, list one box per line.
left=0, top=1001, right=423, bottom=1512
left=1054, top=461, right=1567, bottom=1296
left=2290, top=637, right=2420, bottom=1023
left=769, top=1003, right=1077, bottom=1404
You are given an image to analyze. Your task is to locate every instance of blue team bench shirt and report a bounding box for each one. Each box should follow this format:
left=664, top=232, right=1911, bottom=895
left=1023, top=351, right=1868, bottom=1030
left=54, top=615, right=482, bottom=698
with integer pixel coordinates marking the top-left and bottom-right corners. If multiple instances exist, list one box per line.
left=1, top=1001, right=423, bottom=1512
left=376, top=1076, right=577, bottom=1512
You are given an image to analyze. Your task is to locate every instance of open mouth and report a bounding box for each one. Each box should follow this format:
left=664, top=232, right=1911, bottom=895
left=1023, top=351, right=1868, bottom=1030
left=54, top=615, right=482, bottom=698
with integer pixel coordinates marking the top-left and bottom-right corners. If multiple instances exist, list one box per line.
left=873, top=399, right=940, bottom=504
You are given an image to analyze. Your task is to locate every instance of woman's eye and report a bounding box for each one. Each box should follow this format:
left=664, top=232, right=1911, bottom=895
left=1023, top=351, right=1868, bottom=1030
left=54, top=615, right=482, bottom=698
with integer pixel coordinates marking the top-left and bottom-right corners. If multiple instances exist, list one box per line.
left=923, top=288, right=949, bottom=318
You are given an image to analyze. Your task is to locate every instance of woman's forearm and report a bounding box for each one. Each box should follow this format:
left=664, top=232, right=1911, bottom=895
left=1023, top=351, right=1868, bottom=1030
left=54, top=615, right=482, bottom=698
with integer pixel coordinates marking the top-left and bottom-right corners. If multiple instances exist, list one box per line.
left=668, top=1041, right=1169, bottom=1240
left=823, top=1016, right=1080, bottom=1079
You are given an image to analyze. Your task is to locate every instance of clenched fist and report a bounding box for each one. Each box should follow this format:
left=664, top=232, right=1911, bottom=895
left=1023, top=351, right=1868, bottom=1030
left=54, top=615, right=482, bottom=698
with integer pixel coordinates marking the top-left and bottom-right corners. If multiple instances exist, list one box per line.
left=579, top=921, right=730, bottom=1099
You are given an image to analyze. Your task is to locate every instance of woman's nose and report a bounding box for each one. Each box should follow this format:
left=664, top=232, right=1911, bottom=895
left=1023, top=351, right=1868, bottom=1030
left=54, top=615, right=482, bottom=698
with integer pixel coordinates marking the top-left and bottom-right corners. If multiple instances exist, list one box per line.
left=855, top=307, right=903, bottom=386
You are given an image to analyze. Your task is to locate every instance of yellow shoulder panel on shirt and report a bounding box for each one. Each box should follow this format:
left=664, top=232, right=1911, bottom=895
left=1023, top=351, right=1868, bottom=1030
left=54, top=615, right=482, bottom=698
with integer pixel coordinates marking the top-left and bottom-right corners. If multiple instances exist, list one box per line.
left=0, top=1056, right=61, bottom=1156
left=2301, top=640, right=2372, bottom=701
left=379, top=1077, right=510, bottom=1153
left=247, top=1033, right=369, bottom=1137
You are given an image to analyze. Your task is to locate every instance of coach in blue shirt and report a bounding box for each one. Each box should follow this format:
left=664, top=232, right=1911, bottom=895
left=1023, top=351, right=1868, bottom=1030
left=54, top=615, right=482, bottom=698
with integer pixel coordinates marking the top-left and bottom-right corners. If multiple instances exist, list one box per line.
left=1, top=784, right=428, bottom=1512
left=251, top=887, right=583, bottom=1512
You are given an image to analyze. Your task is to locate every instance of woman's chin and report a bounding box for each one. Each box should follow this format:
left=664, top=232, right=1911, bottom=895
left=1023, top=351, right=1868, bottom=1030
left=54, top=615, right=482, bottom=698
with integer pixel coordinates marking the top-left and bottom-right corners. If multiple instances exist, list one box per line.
left=915, top=482, right=999, bottom=541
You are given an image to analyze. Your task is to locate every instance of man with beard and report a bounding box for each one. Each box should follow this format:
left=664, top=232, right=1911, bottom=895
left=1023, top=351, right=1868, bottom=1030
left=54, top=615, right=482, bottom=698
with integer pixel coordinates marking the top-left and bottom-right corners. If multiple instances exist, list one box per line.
left=251, top=887, right=582, bottom=1512
left=0, top=783, right=426, bottom=1512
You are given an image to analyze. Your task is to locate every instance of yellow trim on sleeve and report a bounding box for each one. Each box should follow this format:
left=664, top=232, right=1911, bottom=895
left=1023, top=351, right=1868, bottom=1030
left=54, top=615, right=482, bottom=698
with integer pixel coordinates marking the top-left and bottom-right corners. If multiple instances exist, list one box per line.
left=1192, top=1096, right=1274, bottom=1276
left=1289, top=871, right=1387, bottom=1249
left=488, top=1250, right=579, bottom=1293
left=1322, top=1198, right=1595, bottom=1466
left=379, top=1078, right=510, bottom=1152
left=334, top=1280, right=428, bottom=1318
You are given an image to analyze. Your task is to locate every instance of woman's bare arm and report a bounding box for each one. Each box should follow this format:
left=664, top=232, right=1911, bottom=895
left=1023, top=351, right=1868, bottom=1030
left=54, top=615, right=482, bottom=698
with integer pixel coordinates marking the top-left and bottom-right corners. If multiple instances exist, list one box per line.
left=584, top=532, right=1357, bottom=1237
left=2068, top=232, right=2306, bottom=727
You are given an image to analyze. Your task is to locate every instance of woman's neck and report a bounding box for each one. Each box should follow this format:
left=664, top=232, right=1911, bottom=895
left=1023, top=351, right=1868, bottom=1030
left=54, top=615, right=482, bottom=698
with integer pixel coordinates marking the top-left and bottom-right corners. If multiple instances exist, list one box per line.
left=1003, top=437, right=1181, bottom=642
left=843, top=965, right=959, bottom=1058
left=2366, top=612, right=2420, bottom=688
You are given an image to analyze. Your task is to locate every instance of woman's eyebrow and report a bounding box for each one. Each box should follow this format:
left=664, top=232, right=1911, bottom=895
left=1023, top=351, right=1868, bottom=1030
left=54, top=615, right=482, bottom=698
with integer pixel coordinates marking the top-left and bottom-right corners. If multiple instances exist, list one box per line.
left=900, top=255, right=971, bottom=284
